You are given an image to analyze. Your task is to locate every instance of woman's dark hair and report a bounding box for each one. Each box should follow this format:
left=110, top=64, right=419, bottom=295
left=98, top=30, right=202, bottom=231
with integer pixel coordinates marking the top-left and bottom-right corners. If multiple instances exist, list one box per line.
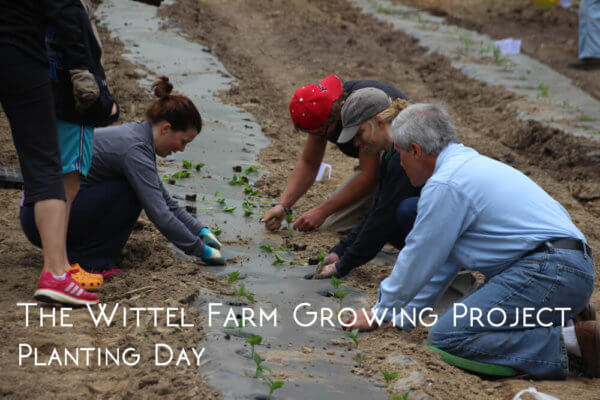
left=146, top=76, right=202, bottom=132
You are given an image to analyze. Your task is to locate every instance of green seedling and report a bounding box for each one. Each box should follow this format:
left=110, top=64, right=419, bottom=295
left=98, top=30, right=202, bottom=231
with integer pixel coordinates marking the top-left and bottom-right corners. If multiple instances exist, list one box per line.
left=260, top=245, right=274, bottom=253
left=172, top=170, right=191, bottom=179
left=272, top=253, right=287, bottom=266
left=561, top=100, right=573, bottom=109
left=227, top=270, right=240, bottom=290
left=479, top=43, right=492, bottom=55
left=580, top=114, right=595, bottom=122
left=182, top=159, right=193, bottom=169
left=244, top=185, right=259, bottom=196
left=317, top=249, right=327, bottom=264
left=252, top=351, right=273, bottom=379
left=330, top=276, right=346, bottom=290
left=264, top=377, right=284, bottom=400
left=380, top=369, right=399, bottom=389
left=284, top=213, right=293, bottom=225
left=343, top=328, right=360, bottom=347
left=162, top=174, right=171, bottom=181
left=244, top=165, right=259, bottom=174
left=243, top=199, right=257, bottom=208
left=203, top=206, right=236, bottom=213
left=244, top=209, right=255, bottom=217
left=334, top=289, right=351, bottom=313
left=390, top=392, right=410, bottom=400
left=246, top=333, right=262, bottom=358
left=537, top=83, right=550, bottom=98
left=355, top=353, right=365, bottom=368
left=214, top=191, right=221, bottom=197
left=213, top=227, right=222, bottom=236
left=235, top=282, right=255, bottom=304
left=195, top=162, right=205, bottom=171
left=458, top=31, right=474, bottom=52
left=228, top=174, right=245, bottom=186
left=225, top=318, right=245, bottom=336
left=216, top=197, right=226, bottom=205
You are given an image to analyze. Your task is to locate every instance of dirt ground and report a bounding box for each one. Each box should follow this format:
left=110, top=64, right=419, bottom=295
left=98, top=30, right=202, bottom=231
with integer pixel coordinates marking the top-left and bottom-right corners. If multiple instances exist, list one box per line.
left=393, top=0, right=600, bottom=101
left=1, top=0, right=599, bottom=399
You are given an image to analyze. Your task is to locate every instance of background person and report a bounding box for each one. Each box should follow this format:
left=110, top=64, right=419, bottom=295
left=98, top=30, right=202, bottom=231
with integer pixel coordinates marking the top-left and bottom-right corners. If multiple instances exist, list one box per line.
left=572, top=0, right=600, bottom=69
left=260, top=74, right=408, bottom=233
left=37, top=0, right=120, bottom=290
left=345, top=103, right=597, bottom=379
left=0, top=0, right=99, bottom=305
left=21, top=77, right=225, bottom=270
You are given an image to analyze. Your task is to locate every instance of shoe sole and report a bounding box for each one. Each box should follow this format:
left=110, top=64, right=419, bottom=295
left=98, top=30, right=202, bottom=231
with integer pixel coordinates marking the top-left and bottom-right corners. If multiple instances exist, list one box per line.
left=34, top=289, right=99, bottom=306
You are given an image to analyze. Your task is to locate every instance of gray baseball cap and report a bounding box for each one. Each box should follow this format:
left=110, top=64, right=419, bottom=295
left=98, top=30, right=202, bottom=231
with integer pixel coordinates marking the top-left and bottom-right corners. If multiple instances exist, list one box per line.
left=338, top=87, right=392, bottom=144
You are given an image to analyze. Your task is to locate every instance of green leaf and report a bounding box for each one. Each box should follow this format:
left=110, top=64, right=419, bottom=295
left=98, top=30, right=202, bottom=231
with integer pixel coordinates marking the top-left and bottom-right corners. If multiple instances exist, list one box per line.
left=216, top=197, right=226, bottom=205
left=214, top=191, right=221, bottom=197
left=260, top=245, right=274, bottom=253
left=244, top=165, right=259, bottom=174
left=182, top=160, right=193, bottom=169
left=172, top=170, right=191, bottom=179
left=227, top=271, right=240, bottom=285
left=213, top=227, right=222, bottom=236
left=253, top=351, right=262, bottom=366
left=270, top=381, right=284, bottom=390
left=317, top=248, right=327, bottom=262
left=195, top=162, right=205, bottom=171
left=272, top=253, right=288, bottom=265
left=244, top=209, right=255, bottom=217
left=244, top=185, right=259, bottom=196
left=246, top=334, right=263, bottom=346
left=330, top=276, right=345, bottom=289
left=228, top=174, right=245, bottom=186
left=245, top=293, right=255, bottom=304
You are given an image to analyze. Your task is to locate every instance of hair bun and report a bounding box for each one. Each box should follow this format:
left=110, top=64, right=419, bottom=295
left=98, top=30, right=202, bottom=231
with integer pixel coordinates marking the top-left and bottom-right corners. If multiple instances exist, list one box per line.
left=152, top=76, right=173, bottom=99
left=392, top=98, right=411, bottom=112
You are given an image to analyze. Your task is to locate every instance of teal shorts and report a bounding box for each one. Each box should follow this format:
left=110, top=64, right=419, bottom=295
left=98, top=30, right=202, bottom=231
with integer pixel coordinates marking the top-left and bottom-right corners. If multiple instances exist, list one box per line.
left=57, top=120, right=94, bottom=176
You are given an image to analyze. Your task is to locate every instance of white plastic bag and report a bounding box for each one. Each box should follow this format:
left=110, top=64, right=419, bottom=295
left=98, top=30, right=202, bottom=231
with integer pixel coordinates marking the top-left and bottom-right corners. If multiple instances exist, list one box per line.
left=316, top=162, right=332, bottom=181
left=511, top=387, right=560, bottom=400
left=494, top=38, right=522, bottom=55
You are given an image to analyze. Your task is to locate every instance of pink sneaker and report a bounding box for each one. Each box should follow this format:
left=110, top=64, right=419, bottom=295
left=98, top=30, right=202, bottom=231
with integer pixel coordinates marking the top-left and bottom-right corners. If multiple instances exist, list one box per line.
left=34, top=271, right=99, bottom=305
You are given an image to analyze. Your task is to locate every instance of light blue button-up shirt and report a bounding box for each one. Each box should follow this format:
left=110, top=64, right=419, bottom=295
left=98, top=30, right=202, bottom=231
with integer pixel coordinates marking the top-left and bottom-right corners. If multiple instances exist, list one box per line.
left=372, top=143, right=585, bottom=322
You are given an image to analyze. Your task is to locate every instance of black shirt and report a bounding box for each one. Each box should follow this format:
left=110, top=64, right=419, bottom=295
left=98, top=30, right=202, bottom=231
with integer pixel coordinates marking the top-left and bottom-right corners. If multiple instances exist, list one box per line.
left=0, top=0, right=87, bottom=69
left=330, top=148, right=421, bottom=276
left=327, top=80, right=408, bottom=158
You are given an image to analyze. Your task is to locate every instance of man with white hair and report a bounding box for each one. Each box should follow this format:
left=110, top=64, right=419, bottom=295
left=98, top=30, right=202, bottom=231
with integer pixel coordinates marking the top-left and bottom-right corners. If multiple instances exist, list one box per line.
left=345, top=103, right=598, bottom=379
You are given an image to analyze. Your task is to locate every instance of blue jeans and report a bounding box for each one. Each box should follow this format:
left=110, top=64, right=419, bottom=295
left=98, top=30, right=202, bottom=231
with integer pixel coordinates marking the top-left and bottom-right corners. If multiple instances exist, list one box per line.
left=428, top=246, right=595, bottom=379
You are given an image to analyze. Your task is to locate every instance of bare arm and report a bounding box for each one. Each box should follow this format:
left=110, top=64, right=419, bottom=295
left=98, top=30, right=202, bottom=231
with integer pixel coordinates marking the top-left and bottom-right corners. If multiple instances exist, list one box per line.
left=293, top=146, right=379, bottom=231
left=261, top=135, right=327, bottom=231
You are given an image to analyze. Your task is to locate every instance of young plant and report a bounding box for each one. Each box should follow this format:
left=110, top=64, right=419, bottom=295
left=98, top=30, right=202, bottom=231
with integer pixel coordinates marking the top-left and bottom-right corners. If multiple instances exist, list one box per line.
left=213, top=226, right=222, bottom=236
left=244, top=165, right=259, bottom=174
left=343, top=328, right=360, bottom=347
left=216, top=197, right=226, bottom=205
left=182, top=159, right=193, bottom=169
left=334, top=288, right=351, bottom=313
left=260, top=244, right=274, bottom=253
left=264, top=377, right=284, bottom=400
left=228, top=174, right=245, bottom=186
left=203, top=206, right=236, bottom=213
left=317, top=249, right=327, bottom=264
left=244, top=185, right=259, bottom=196
left=380, top=369, right=399, bottom=389
left=272, top=253, right=288, bottom=266
left=355, top=353, right=365, bottom=368
left=537, top=83, right=550, bottom=98
left=253, top=351, right=273, bottom=378
left=172, top=170, right=191, bottom=179
left=225, top=318, right=245, bottom=336
left=330, top=276, right=346, bottom=290
left=390, top=391, right=410, bottom=400
left=580, top=113, right=594, bottom=122
left=246, top=333, right=262, bottom=358
left=235, top=282, right=255, bottom=304
left=195, top=162, right=205, bottom=171
left=227, top=270, right=240, bottom=290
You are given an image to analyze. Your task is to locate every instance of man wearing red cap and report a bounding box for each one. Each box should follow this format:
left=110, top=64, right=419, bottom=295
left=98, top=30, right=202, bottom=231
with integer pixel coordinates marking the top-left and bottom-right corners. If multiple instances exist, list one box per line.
left=261, top=75, right=408, bottom=232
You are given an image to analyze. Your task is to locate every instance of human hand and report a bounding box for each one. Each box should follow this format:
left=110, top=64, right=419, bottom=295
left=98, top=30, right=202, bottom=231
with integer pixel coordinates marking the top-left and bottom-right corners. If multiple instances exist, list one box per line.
left=342, top=310, right=378, bottom=332
left=323, top=252, right=340, bottom=265
left=69, top=69, right=99, bottom=111
left=199, top=227, right=222, bottom=249
left=110, top=103, right=118, bottom=116
left=200, top=245, right=225, bottom=266
left=260, top=204, right=286, bottom=231
left=314, top=263, right=337, bottom=279
left=293, top=206, right=328, bottom=232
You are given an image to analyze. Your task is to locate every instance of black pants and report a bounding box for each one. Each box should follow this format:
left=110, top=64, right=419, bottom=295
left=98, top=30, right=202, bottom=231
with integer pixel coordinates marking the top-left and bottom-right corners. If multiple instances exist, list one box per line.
left=21, top=179, right=142, bottom=270
left=0, top=46, right=65, bottom=204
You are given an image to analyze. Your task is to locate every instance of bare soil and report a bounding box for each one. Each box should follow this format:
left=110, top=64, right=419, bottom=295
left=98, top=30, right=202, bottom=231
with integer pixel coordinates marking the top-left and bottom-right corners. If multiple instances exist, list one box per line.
left=0, top=0, right=599, bottom=399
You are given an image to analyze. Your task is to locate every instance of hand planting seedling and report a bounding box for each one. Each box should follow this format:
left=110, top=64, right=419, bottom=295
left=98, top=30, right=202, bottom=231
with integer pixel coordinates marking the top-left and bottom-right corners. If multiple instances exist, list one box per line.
left=244, top=165, right=259, bottom=174
left=264, top=377, right=284, bottom=400
left=246, top=333, right=262, bottom=358
left=380, top=369, right=399, bottom=389
left=343, top=328, right=360, bottom=347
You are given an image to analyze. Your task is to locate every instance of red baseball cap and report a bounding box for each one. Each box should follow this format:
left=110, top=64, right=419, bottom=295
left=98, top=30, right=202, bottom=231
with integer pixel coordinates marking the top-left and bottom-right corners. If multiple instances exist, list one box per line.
left=289, top=75, right=343, bottom=130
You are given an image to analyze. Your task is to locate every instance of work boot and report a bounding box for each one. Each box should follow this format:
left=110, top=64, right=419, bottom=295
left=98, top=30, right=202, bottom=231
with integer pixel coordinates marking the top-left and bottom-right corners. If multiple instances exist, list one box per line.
left=574, top=320, right=600, bottom=378
left=574, top=304, right=597, bottom=323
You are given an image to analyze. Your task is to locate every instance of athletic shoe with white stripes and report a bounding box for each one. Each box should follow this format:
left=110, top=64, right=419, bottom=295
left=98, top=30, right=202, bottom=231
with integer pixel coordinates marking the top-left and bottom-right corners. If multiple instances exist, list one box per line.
left=34, top=271, right=99, bottom=305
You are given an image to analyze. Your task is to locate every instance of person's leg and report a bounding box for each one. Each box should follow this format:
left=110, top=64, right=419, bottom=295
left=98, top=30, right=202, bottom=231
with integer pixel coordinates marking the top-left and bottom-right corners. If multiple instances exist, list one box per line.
left=319, top=169, right=375, bottom=233
left=66, top=179, right=142, bottom=270
left=428, top=248, right=595, bottom=379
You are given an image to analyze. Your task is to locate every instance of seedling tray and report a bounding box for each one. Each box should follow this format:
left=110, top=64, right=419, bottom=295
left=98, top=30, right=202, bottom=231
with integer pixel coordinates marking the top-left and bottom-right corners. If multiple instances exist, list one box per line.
left=0, top=166, right=24, bottom=189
